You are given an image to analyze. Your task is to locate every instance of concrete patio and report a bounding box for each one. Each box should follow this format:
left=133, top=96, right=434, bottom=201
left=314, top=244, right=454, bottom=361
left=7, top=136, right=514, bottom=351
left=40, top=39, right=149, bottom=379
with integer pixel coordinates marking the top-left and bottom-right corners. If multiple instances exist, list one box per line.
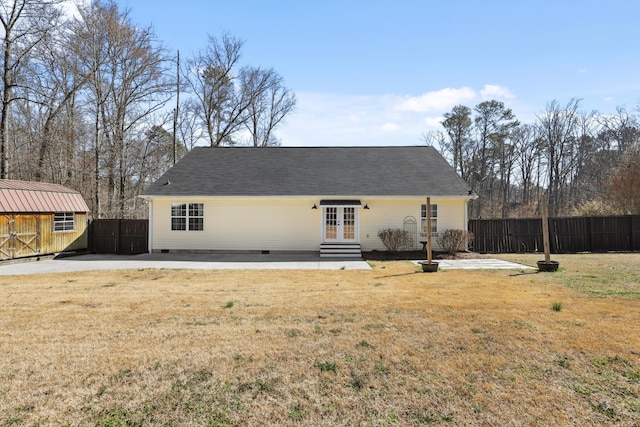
left=0, top=253, right=534, bottom=276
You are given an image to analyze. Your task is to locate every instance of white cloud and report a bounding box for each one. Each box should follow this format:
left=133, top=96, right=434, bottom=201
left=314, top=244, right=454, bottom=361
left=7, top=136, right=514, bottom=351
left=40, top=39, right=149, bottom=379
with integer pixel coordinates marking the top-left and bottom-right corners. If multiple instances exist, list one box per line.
left=480, top=84, right=515, bottom=100
left=59, top=0, right=86, bottom=21
left=279, top=92, right=427, bottom=146
left=577, top=68, right=588, bottom=74
left=277, top=84, right=520, bottom=147
left=604, top=96, right=613, bottom=102
left=424, top=116, right=444, bottom=127
left=394, top=87, right=476, bottom=113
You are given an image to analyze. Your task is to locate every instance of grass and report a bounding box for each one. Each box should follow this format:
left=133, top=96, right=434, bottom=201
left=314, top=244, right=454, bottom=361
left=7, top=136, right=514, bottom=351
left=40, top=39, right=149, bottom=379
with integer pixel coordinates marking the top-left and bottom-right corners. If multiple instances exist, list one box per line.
left=0, top=253, right=639, bottom=425
left=495, top=253, right=640, bottom=299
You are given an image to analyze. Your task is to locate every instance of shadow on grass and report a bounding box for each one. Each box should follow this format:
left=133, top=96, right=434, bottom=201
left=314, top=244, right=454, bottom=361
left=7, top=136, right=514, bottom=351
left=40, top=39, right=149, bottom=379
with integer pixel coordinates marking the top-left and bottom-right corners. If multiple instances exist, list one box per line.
left=374, top=271, right=422, bottom=279
left=508, top=270, right=542, bottom=277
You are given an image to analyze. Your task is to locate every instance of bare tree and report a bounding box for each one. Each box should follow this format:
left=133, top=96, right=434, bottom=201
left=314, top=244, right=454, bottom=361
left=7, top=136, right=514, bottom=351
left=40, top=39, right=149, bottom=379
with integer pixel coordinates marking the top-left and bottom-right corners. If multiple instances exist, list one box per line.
left=537, top=99, right=581, bottom=216
left=566, top=109, right=598, bottom=207
left=185, top=34, right=296, bottom=147
left=185, top=33, right=244, bottom=147
left=0, top=0, right=63, bottom=178
left=71, top=0, right=111, bottom=215
left=471, top=100, right=518, bottom=218
left=25, top=17, right=88, bottom=182
left=73, top=0, right=171, bottom=218
left=496, top=135, right=519, bottom=218
left=0, top=1, right=300, bottom=220
left=243, top=67, right=296, bottom=147
left=513, top=124, right=542, bottom=207
left=599, top=106, right=640, bottom=153
left=177, top=98, right=202, bottom=150
left=606, top=143, right=640, bottom=214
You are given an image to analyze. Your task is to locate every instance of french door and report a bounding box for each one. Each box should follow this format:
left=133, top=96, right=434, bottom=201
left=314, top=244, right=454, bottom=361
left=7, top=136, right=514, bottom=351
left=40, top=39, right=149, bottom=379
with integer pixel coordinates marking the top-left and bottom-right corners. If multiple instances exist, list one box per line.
left=323, top=207, right=358, bottom=243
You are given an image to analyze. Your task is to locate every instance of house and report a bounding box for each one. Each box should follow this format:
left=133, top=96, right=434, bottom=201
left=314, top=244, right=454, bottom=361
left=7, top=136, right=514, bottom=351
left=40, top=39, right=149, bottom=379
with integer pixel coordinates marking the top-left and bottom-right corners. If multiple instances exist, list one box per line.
left=0, top=179, right=90, bottom=260
left=140, top=146, right=474, bottom=257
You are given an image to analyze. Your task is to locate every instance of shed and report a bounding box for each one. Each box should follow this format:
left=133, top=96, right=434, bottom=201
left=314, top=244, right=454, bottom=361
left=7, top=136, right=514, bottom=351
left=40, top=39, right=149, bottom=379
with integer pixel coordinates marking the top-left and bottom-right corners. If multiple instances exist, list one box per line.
left=0, top=179, right=90, bottom=260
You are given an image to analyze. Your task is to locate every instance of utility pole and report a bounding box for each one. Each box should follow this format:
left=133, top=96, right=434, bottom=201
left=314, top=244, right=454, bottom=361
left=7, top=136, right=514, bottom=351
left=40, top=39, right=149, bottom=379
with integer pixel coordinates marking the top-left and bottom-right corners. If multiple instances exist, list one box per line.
left=172, top=50, right=180, bottom=165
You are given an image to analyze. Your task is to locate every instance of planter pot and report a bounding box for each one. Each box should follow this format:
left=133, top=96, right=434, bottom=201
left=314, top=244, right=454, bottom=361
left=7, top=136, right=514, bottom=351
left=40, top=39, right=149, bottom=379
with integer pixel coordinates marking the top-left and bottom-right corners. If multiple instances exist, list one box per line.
left=420, top=262, right=439, bottom=273
left=537, top=260, right=560, bottom=272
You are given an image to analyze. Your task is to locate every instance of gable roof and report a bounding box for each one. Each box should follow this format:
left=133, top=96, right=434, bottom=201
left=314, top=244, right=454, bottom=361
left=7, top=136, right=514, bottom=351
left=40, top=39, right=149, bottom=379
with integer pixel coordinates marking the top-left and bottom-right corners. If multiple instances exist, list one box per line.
left=141, top=146, right=472, bottom=198
left=0, top=179, right=90, bottom=213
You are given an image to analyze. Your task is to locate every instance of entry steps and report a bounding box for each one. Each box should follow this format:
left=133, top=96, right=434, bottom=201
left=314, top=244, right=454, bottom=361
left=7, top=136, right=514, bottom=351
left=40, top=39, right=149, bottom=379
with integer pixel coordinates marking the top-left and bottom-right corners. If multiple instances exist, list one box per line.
left=320, top=243, right=362, bottom=258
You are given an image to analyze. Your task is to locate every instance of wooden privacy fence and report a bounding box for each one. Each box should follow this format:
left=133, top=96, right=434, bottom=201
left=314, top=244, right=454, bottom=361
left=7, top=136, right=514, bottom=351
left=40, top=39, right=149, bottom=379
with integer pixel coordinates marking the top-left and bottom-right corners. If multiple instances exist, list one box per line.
left=89, top=219, right=148, bottom=255
left=469, top=215, right=640, bottom=253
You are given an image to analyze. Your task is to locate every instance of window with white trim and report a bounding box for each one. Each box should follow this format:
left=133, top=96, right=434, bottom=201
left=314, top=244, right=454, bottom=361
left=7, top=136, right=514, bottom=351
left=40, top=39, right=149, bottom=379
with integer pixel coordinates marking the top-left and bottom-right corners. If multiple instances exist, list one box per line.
left=420, top=204, right=438, bottom=236
left=171, top=203, right=204, bottom=231
left=54, top=212, right=75, bottom=232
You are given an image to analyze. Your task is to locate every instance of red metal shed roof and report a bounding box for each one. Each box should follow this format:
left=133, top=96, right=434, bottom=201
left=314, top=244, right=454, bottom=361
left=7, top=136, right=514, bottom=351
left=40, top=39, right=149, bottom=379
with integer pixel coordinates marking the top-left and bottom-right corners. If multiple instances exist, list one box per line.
left=0, top=180, right=90, bottom=213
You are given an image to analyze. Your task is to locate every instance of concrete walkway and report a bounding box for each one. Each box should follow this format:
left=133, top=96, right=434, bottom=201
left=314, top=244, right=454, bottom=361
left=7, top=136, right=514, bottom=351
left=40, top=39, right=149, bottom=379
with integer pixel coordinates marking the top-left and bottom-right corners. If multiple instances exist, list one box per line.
left=412, top=259, right=535, bottom=270
left=0, top=253, right=535, bottom=276
left=0, top=253, right=372, bottom=276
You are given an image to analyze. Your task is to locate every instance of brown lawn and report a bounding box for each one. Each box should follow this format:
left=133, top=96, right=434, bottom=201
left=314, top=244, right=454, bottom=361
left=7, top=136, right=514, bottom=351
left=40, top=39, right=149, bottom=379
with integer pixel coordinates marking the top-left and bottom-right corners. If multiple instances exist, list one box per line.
left=1, top=253, right=639, bottom=426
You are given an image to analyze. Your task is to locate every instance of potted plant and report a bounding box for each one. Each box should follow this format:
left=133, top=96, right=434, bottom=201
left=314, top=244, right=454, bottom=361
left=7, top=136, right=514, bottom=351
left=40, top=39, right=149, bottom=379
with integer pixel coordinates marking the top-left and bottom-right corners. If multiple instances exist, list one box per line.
left=537, top=193, right=559, bottom=272
left=420, top=197, right=439, bottom=272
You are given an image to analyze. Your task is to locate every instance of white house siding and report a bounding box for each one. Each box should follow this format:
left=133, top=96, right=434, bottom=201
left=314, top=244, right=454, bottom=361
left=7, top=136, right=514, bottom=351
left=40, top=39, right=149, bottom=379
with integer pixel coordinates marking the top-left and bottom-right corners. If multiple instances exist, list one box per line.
left=149, top=196, right=468, bottom=252
left=358, top=198, right=468, bottom=251
left=150, top=197, right=321, bottom=252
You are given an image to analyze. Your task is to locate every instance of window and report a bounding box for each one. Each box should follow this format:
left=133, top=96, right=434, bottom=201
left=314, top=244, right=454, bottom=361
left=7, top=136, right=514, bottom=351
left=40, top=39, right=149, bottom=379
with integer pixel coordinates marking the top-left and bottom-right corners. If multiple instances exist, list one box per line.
left=54, top=212, right=75, bottom=232
left=171, top=203, right=204, bottom=231
left=420, top=204, right=437, bottom=236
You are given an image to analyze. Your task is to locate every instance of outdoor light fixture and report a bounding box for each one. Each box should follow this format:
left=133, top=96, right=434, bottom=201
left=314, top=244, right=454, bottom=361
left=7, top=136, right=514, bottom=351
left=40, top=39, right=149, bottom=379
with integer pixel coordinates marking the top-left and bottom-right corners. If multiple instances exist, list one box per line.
left=364, top=204, right=370, bottom=209
left=312, top=204, right=318, bottom=209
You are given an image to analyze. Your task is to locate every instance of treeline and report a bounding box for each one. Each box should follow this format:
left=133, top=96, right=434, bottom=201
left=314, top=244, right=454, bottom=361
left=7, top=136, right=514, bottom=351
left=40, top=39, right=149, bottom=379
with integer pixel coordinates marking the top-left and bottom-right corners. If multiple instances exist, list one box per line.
left=432, top=99, right=640, bottom=219
left=3, top=1, right=638, bottom=221
left=0, top=0, right=295, bottom=218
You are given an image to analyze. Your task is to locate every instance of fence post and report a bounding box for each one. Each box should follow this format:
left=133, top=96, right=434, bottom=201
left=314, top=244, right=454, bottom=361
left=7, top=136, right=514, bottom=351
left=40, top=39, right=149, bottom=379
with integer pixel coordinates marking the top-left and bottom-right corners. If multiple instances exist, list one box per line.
left=119, top=219, right=124, bottom=254
left=547, top=217, right=557, bottom=255
left=587, top=217, right=593, bottom=252
left=508, top=219, right=515, bottom=253
left=88, top=220, right=93, bottom=253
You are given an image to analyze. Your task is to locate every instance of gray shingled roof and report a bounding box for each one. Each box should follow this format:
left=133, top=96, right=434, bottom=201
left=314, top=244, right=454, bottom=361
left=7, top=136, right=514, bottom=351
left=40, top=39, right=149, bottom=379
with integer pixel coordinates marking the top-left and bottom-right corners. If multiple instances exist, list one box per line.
left=141, top=146, right=472, bottom=197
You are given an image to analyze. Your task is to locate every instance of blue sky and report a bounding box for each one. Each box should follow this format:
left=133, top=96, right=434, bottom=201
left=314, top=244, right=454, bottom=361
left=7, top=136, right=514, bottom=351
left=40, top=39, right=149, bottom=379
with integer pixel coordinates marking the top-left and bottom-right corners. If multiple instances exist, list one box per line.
left=116, top=0, right=640, bottom=147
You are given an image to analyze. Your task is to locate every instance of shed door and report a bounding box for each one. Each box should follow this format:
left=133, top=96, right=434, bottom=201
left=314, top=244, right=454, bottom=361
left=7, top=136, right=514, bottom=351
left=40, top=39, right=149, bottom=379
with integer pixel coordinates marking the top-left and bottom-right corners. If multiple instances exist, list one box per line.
left=14, top=214, right=39, bottom=257
left=0, top=215, right=11, bottom=259
left=0, top=214, right=40, bottom=260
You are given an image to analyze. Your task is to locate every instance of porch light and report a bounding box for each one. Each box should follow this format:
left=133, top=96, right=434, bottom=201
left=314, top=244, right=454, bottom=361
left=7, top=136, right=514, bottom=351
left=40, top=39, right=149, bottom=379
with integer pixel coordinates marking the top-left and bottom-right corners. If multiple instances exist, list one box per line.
left=363, top=204, right=369, bottom=209
left=312, top=204, right=318, bottom=209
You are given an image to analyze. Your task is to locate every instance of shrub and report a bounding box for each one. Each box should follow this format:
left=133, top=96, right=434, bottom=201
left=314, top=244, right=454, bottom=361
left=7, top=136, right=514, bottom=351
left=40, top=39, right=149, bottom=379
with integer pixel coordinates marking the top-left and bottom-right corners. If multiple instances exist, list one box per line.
left=377, top=228, right=414, bottom=252
left=436, top=229, right=473, bottom=255
left=572, top=199, right=618, bottom=216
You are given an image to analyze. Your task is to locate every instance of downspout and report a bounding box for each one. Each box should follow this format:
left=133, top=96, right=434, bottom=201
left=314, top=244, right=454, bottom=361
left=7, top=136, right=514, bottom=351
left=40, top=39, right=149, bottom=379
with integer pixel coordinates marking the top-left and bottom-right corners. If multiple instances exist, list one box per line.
left=466, top=192, right=478, bottom=251
left=147, top=199, right=153, bottom=253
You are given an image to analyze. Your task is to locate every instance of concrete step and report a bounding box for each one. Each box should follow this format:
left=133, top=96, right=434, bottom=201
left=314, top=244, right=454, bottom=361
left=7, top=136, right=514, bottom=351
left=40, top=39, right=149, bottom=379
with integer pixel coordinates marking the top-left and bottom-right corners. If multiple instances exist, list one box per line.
left=320, top=253, right=363, bottom=258
left=320, top=243, right=362, bottom=258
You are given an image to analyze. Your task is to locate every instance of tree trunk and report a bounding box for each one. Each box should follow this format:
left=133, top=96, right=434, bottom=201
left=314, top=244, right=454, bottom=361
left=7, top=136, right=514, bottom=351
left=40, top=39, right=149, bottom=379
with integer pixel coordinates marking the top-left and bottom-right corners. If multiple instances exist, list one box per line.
left=1, top=29, right=12, bottom=179
left=426, top=197, right=432, bottom=264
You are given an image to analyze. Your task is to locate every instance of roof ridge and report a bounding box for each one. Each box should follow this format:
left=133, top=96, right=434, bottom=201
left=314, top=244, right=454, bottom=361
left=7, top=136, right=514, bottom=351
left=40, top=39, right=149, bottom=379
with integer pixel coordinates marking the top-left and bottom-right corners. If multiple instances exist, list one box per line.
left=0, top=179, right=78, bottom=193
left=197, top=145, right=432, bottom=148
